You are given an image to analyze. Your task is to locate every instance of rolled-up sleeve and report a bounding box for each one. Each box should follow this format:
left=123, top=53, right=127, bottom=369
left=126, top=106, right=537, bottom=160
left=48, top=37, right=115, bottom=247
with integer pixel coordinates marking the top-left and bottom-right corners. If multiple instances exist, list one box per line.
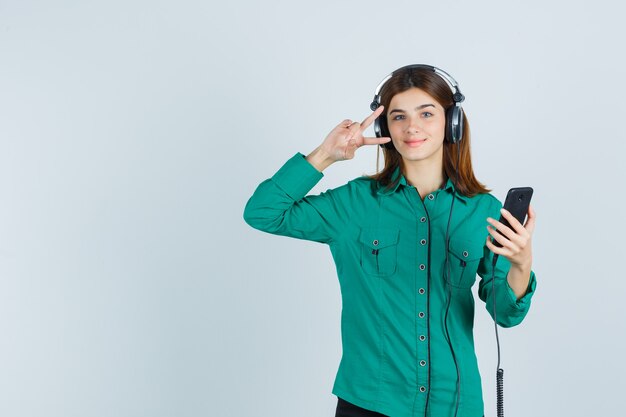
left=476, top=198, right=537, bottom=328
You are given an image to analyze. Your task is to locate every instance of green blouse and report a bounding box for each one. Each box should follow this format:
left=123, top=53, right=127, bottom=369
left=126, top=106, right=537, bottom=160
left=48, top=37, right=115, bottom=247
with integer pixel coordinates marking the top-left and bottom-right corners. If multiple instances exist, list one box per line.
left=243, top=153, right=537, bottom=417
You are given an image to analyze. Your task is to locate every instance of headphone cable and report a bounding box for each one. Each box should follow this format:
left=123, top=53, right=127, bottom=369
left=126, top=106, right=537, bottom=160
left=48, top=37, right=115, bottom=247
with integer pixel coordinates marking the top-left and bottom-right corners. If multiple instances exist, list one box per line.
left=446, top=143, right=506, bottom=417
left=442, top=142, right=462, bottom=417
left=492, top=252, right=504, bottom=417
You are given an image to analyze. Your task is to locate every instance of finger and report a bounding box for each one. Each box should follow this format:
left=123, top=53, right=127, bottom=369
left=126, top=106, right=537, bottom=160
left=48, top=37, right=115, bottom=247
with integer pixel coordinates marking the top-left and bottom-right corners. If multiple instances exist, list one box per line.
left=362, top=136, right=392, bottom=146
left=486, top=235, right=512, bottom=258
left=491, top=211, right=529, bottom=242
left=499, top=208, right=526, bottom=235
left=486, top=216, right=520, bottom=244
left=359, top=105, right=385, bottom=132
left=524, top=204, right=537, bottom=234
left=345, top=121, right=362, bottom=140
left=336, top=119, right=353, bottom=130
left=486, top=224, right=517, bottom=251
left=344, top=137, right=359, bottom=159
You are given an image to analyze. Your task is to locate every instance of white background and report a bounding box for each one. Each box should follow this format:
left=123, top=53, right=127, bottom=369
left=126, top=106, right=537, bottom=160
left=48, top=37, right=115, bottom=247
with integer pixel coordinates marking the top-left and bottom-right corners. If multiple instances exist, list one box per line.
left=1, top=1, right=624, bottom=416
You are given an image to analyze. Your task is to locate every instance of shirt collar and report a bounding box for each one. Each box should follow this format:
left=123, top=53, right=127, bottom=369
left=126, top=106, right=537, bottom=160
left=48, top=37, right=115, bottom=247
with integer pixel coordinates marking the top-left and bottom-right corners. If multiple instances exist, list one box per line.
left=376, top=167, right=468, bottom=203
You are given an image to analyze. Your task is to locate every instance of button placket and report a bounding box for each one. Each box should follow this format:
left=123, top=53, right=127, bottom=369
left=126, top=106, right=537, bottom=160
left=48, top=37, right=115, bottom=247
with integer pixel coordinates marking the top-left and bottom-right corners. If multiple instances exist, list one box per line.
left=415, top=200, right=430, bottom=403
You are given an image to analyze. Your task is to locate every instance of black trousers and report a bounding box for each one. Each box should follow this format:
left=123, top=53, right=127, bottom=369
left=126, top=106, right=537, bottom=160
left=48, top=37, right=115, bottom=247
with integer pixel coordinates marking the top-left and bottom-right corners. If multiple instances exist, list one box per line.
left=335, top=398, right=388, bottom=417
left=335, top=397, right=485, bottom=417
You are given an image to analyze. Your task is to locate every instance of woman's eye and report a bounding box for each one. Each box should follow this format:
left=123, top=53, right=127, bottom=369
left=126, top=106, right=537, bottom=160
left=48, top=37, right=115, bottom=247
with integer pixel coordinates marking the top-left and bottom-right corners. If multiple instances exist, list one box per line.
left=422, top=112, right=433, bottom=118
left=392, top=115, right=405, bottom=121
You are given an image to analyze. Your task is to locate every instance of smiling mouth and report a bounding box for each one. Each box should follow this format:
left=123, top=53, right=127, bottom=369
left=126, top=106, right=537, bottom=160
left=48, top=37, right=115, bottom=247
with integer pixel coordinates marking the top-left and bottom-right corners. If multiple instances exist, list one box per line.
left=405, top=139, right=427, bottom=146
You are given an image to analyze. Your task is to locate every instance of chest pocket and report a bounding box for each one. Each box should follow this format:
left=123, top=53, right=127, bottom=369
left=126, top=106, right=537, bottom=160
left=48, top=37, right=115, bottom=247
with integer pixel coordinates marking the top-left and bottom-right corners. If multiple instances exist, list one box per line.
left=444, top=238, right=484, bottom=289
left=359, top=228, right=399, bottom=277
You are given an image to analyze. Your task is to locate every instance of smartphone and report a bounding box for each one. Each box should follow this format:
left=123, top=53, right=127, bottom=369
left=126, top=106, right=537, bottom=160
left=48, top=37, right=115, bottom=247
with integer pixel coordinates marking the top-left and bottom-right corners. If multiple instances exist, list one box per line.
left=492, top=187, right=533, bottom=248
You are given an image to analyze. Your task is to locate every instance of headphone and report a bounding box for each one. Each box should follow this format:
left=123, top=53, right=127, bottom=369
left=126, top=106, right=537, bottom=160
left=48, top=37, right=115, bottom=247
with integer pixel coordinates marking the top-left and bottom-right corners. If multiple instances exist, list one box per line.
left=369, top=64, right=465, bottom=148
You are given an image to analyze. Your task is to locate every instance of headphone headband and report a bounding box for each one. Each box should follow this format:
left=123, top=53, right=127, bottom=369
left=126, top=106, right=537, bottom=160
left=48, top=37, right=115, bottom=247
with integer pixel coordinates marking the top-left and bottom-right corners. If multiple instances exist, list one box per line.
left=370, top=64, right=465, bottom=111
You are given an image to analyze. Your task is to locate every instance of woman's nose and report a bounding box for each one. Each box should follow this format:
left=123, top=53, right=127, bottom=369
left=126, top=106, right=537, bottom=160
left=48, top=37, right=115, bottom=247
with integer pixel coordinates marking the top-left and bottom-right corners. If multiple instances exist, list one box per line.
left=405, top=116, right=421, bottom=133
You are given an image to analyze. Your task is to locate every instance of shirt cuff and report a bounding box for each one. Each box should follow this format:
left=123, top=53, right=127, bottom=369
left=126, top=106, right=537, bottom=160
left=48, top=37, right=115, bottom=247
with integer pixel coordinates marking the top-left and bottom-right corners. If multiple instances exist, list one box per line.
left=271, top=153, right=324, bottom=200
left=504, top=269, right=537, bottom=309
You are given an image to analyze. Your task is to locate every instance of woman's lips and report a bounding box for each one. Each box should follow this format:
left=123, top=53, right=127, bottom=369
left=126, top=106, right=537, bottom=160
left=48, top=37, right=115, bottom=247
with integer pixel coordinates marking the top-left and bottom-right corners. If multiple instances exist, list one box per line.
left=405, top=139, right=427, bottom=147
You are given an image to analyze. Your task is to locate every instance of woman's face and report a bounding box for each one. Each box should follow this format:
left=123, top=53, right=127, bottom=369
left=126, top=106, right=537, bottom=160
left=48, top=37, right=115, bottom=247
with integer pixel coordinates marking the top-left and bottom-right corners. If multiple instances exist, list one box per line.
left=386, top=87, right=447, bottom=164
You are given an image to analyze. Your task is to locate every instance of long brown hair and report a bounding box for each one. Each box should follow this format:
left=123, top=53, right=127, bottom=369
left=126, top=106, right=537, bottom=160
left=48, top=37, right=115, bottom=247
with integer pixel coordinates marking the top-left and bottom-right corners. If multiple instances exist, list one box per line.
left=369, top=66, right=490, bottom=197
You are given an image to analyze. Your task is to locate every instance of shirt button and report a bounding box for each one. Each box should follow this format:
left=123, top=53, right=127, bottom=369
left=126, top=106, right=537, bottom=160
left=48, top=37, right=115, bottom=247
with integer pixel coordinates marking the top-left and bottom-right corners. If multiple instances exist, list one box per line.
left=420, top=216, right=427, bottom=223
left=373, top=240, right=379, bottom=246
left=418, top=312, right=425, bottom=318
left=463, top=250, right=469, bottom=257
left=418, top=288, right=425, bottom=294
left=419, top=386, right=427, bottom=392
left=419, top=335, right=426, bottom=341
left=420, top=360, right=427, bottom=366
left=427, top=194, right=434, bottom=200
left=420, top=239, right=427, bottom=245
left=419, top=264, right=426, bottom=270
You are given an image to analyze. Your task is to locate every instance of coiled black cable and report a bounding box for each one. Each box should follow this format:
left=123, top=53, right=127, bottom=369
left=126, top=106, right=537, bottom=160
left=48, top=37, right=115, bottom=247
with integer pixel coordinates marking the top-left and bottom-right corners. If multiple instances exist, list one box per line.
left=497, top=368, right=504, bottom=417
left=492, top=253, right=504, bottom=417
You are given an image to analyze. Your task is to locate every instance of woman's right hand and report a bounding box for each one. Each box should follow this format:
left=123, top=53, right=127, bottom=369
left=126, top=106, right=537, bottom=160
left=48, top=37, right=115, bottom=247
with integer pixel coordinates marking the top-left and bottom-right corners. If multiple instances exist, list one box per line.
left=306, top=106, right=392, bottom=171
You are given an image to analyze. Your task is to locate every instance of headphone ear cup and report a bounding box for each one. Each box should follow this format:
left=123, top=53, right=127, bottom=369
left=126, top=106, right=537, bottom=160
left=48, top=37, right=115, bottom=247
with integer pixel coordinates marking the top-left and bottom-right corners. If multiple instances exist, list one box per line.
left=446, top=105, right=463, bottom=144
left=377, top=115, right=394, bottom=149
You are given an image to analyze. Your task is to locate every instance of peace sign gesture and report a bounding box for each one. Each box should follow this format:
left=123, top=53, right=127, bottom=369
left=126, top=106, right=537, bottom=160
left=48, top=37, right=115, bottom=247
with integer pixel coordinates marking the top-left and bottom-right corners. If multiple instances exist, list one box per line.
left=306, top=106, right=392, bottom=172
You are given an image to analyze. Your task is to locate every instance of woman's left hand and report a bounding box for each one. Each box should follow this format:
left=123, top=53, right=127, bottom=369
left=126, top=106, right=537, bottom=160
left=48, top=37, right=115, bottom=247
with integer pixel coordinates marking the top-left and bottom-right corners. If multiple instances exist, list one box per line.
left=485, top=204, right=536, bottom=269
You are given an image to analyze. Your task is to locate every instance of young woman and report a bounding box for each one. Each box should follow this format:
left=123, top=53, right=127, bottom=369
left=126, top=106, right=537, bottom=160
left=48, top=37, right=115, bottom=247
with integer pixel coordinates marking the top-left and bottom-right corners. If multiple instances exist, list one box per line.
left=243, top=65, right=537, bottom=417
